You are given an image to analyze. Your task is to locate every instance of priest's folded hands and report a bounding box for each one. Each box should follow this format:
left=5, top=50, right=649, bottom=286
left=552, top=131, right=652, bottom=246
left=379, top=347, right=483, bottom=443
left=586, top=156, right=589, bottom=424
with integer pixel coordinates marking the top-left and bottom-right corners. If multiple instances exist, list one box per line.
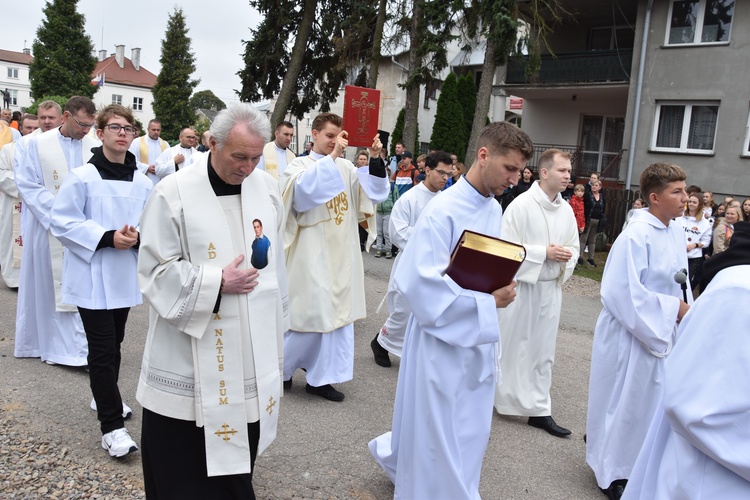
left=221, top=254, right=259, bottom=294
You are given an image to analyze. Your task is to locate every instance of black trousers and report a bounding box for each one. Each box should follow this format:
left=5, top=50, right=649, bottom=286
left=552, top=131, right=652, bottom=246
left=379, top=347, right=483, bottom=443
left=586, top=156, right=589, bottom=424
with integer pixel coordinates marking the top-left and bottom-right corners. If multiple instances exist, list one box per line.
left=142, top=409, right=260, bottom=500
left=687, top=257, right=704, bottom=292
left=78, top=307, right=130, bottom=434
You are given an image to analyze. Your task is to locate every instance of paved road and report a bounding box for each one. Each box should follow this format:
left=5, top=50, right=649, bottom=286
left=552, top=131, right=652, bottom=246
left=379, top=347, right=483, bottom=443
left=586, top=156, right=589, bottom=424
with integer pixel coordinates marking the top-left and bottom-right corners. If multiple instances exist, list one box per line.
left=0, top=251, right=604, bottom=499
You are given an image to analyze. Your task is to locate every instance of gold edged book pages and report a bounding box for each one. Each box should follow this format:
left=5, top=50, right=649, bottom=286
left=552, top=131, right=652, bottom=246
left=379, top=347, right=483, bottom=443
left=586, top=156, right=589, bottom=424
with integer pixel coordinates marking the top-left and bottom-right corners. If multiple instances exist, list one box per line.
left=445, top=230, right=526, bottom=294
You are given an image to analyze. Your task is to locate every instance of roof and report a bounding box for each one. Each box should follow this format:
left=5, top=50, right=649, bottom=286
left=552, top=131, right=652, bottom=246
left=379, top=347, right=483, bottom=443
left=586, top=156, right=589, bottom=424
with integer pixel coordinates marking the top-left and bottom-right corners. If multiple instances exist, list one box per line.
left=93, top=56, right=157, bottom=89
left=0, top=49, right=33, bottom=65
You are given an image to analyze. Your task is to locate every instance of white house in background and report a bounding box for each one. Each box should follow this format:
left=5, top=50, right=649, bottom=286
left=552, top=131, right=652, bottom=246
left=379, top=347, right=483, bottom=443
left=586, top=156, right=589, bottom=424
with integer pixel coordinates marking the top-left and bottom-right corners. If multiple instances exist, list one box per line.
left=0, top=48, right=34, bottom=111
left=92, top=45, right=157, bottom=126
left=0, top=45, right=157, bottom=126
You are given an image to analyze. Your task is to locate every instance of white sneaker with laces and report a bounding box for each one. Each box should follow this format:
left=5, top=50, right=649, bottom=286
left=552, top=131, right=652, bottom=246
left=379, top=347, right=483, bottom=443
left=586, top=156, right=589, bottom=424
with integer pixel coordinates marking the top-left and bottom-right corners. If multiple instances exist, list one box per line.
left=90, top=398, right=133, bottom=420
left=101, top=428, right=138, bottom=458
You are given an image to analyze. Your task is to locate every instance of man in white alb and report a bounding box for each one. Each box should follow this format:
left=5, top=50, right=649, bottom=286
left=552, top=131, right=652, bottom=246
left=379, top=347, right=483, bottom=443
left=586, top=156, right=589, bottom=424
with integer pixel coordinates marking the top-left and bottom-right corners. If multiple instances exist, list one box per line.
left=137, top=103, right=288, bottom=497
left=14, top=96, right=99, bottom=366
left=494, top=149, right=579, bottom=437
left=154, top=127, right=198, bottom=176
left=257, top=120, right=296, bottom=180
left=370, top=150, right=451, bottom=367
left=281, top=112, right=389, bottom=402
left=128, top=119, right=169, bottom=185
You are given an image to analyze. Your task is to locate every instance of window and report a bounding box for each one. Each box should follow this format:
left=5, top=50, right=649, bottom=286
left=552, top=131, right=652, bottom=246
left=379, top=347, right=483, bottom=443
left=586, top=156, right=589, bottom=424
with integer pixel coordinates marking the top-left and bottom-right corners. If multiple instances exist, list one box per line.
left=666, top=0, right=734, bottom=45
left=132, top=97, right=143, bottom=111
left=743, top=108, right=750, bottom=156
left=7, top=89, right=17, bottom=106
left=652, top=101, right=718, bottom=154
left=112, top=94, right=122, bottom=105
left=7, top=67, right=18, bottom=79
left=589, top=26, right=636, bottom=50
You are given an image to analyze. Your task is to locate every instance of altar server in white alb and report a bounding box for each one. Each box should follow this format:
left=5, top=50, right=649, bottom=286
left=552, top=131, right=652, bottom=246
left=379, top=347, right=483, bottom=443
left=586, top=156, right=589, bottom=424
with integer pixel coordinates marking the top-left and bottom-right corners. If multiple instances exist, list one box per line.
left=369, top=122, right=530, bottom=499
left=281, top=112, right=389, bottom=402
left=0, top=114, right=40, bottom=288
left=50, top=105, right=151, bottom=458
left=257, top=120, right=296, bottom=180
left=586, top=163, right=691, bottom=500
left=154, top=127, right=198, bottom=177
left=494, top=149, right=579, bottom=437
left=128, top=119, right=168, bottom=185
left=14, top=96, right=99, bottom=366
left=137, top=103, right=288, bottom=498
left=622, top=221, right=750, bottom=500
left=370, top=149, right=451, bottom=368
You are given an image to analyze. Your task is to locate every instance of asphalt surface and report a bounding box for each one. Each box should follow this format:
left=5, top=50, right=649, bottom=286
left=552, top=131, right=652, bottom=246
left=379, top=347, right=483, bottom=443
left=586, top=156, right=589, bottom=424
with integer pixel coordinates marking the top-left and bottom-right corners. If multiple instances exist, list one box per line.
left=0, top=250, right=605, bottom=499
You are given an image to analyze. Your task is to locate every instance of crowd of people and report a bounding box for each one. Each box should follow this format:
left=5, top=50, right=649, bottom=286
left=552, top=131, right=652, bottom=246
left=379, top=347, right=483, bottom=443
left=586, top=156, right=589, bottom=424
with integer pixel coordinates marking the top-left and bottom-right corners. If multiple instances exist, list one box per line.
left=1, top=99, right=748, bottom=499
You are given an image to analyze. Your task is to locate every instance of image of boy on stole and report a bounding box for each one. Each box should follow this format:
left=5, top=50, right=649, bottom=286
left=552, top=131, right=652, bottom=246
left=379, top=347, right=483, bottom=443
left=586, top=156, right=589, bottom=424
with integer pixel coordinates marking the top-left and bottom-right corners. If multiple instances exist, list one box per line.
left=251, top=219, right=270, bottom=269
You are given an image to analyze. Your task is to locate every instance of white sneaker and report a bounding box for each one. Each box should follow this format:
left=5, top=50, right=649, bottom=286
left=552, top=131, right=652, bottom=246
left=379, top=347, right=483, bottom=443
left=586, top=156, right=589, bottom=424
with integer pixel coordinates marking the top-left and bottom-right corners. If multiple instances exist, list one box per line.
left=101, top=428, right=138, bottom=458
left=90, top=398, right=133, bottom=420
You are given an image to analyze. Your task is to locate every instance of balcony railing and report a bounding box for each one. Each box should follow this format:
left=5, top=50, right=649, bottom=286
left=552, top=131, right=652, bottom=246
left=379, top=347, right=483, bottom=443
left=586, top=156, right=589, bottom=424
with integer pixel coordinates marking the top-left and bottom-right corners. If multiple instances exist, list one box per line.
left=506, top=49, right=633, bottom=85
left=526, top=144, right=625, bottom=181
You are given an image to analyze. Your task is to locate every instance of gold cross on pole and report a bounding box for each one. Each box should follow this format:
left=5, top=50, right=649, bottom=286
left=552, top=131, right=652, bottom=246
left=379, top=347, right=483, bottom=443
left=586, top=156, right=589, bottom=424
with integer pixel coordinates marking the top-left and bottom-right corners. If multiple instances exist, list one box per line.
left=214, top=423, right=238, bottom=442
left=266, top=396, right=277, bottom=415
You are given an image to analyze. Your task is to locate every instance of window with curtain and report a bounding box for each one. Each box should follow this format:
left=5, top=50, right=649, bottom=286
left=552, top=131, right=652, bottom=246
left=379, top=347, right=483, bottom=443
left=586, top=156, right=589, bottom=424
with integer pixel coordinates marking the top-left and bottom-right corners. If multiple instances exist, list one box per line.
left=653, top=101, right=718, bottom=153
left=667, top=0, right=734, bottom=45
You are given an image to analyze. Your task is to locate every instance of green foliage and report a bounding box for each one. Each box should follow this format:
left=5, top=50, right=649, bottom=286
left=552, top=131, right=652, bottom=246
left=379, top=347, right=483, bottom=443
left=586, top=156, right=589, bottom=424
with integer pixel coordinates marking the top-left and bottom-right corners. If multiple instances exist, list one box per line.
left=26, top=95, right=68, bottom=115
left=29, top=0, right=97, bottom=100
left=456, top=73, right=477, bottom=145
left=152, top=8, right=200, bottom=141
left=192, top=116, right=212, bottom=137
left=189, top=90, right=226, bottom=112
left=390, top=108, right=404, bottom=156
left=430, top=72, right=466, bottom=161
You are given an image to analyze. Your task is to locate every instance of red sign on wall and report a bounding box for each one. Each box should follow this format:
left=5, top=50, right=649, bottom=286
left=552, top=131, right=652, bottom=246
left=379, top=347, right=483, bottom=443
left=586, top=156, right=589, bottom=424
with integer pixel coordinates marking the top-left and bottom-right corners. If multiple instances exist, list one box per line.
left=509, top=98, right=524, bottom=110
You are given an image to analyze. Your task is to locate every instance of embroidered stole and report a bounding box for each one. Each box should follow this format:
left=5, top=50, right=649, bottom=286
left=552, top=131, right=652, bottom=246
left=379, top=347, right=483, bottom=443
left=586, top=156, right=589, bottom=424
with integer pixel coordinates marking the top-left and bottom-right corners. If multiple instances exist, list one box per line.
left=37, top=131, right=96, bottom=311
left=138, top=136, right=167, bottom=164
left=177, top=161, right=281, bottom=476
left=262, top=142, right=295, bottom=181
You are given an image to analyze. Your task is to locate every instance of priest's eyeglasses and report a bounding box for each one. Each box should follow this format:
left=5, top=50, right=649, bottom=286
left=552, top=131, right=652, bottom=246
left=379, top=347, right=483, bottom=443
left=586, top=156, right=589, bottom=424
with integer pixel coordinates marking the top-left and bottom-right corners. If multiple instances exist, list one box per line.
left=66, top=112, right=96, bottom=128
left=433, top=169, right=451, bottom=178
left=103, top=124, right=137, bottom=136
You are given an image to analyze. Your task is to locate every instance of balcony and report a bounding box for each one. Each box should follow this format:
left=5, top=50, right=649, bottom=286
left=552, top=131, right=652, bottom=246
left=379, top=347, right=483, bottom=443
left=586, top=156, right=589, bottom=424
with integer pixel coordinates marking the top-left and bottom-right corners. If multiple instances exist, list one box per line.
left=506, top=49, right=633, bottom=85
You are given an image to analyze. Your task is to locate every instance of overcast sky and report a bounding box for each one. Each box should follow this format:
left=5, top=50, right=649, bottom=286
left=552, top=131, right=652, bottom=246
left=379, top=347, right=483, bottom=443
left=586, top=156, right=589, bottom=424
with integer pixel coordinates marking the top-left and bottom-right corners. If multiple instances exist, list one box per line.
left=10, top=0, right=264, bottom=105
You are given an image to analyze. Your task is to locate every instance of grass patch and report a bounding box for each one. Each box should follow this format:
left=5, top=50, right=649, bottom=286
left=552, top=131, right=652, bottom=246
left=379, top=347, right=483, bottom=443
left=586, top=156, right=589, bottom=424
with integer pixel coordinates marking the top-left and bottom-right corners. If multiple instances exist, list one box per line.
left=573, top=251, right=609, bottom=282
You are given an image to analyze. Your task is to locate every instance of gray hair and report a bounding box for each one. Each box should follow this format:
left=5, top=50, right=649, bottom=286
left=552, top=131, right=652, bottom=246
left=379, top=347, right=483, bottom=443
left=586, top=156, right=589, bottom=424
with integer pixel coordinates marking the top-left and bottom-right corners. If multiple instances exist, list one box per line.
left=210, top=103, right=271, bottom=149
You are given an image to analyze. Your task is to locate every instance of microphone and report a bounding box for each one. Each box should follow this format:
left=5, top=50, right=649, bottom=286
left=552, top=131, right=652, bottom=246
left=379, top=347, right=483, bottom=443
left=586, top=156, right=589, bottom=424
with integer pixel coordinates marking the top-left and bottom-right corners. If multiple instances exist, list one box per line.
left=674, top=268, right=688, bottom=303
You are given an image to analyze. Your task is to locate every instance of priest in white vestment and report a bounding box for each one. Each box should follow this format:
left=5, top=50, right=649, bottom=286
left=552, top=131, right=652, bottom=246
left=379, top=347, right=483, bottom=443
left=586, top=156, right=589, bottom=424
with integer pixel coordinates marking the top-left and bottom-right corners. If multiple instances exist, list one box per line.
left=586, top=163, right=691, bottom=500
left=280, top=113, right=388, bottom=402
left=369, top=122, right=532, bottom=499
left=137, top=103, right=288, bottom=497
left=370, top=150, right=451, bottom=367
left=50, top=105, right=151, bottom=458
left=494, top=149, right=579, bottom=437
left=128, top=119, right=169, bottom=185
left=0, top=115, right=40, bottom=288
left=623, top=222, right=750, bottom=500
left=154, top=127, right=198, bottom=177
left=257, top=120, right=296, bottom=180
left=14, top=96, right=99, bottom=366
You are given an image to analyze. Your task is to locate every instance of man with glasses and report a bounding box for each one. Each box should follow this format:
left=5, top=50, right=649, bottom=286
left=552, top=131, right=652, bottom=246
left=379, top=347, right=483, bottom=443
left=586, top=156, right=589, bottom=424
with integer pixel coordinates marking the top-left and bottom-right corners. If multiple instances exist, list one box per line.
left=155, top=127, right=198, bottom=177
left=50, top=104, right=151, bottom=458
left=14, top=96, right=99, bottom=367
left=370, top=150, right=452, bottom=368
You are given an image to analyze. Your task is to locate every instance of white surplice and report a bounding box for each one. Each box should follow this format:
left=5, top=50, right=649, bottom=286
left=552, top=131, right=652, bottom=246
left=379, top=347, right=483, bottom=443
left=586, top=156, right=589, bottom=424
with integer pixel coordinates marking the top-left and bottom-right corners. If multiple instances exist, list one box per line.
left=369, top=177, right=502, bottom=500
left=280, top=151, right=388, bottom=386
left=14, top=128, right=98, bottom=365
left=494, top=181, right=579, bottom=416
left=586, top=208, right=691, bottom=489
left=0, top=141, right=20, bottom=287
left=154, top=144, right=197, bottom=178
left=128, top=135, right=169, bottom=185
left=49, top=163, right=152, bottom=309
left=377, top=182, right=440, bottom=356
left=623, top=265, right=750, bottom=500
left=137, top=154, right=287, bottom=476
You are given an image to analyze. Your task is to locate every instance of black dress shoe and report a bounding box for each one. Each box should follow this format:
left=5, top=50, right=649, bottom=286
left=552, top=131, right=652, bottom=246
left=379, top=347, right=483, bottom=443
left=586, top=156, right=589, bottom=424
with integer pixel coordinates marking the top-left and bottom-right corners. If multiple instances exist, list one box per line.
left=588, top=258, right=597, bottom=267
left=283, top=377, right=292, bottom=390
left=601, top=479, right=627, bottom=500
left=305, top=383, right=345, bottom=402
left=528, top=416, right=571, bottom=437
left=371, top=334, right=391, bottom=367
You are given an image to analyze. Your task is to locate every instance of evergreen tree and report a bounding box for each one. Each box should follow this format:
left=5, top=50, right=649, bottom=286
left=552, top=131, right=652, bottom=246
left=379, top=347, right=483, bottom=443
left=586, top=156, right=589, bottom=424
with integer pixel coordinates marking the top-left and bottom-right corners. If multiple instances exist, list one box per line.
left=189, top=90, right=226, bottom=112
left=152, top=8, right=199, bottom=141
left=390, top=108, right=405, bottom=156
left=29, top=0, right=97, bottom=100
left=456, top=73, right=477, bottom=146
left=26, top=95, right=68, bottom=115
left=430, top=72, right=466, bottom=161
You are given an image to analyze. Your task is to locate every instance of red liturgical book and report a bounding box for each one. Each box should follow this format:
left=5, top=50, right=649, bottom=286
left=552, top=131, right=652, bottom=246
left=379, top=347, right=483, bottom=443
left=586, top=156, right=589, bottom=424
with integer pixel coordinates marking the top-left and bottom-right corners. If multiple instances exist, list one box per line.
left=445, top=230, right=526, bottom=294
left=342, top=85, right=381, bottom=147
